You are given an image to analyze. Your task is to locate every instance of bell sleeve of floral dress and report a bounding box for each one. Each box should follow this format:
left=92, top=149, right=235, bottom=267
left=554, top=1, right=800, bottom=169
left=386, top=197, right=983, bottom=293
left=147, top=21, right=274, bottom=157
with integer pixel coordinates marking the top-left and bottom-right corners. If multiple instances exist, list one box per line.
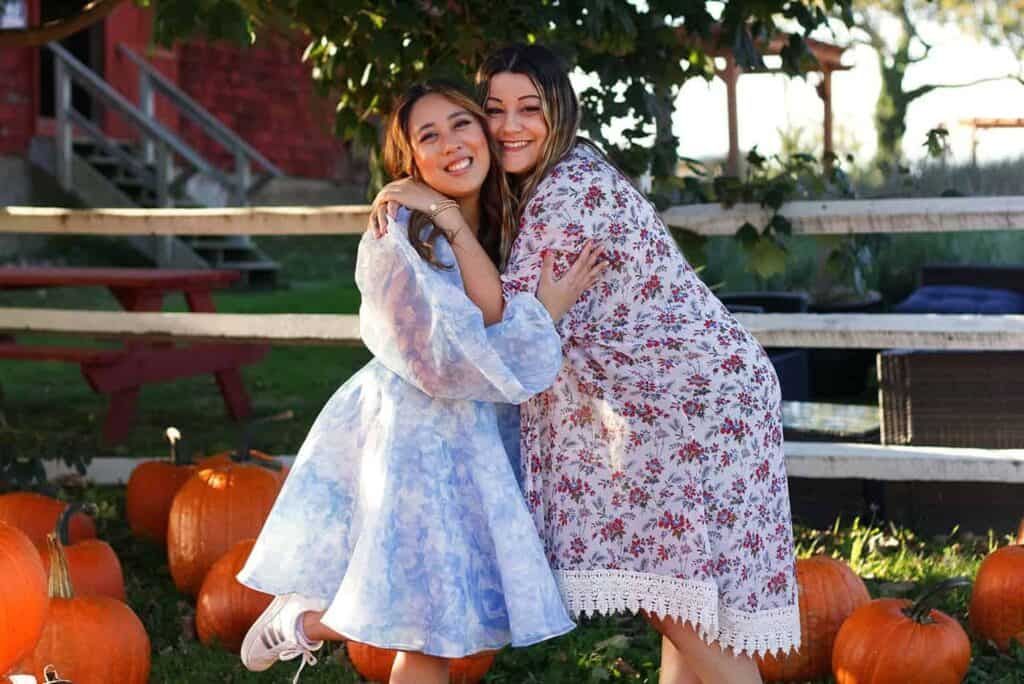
left=355, top=213, right=562, bottom=404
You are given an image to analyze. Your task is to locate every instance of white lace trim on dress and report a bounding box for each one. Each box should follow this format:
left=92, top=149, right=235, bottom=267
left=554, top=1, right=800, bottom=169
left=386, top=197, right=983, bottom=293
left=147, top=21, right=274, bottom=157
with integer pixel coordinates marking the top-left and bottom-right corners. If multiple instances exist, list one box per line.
left=555, top=569, right=801, bottom=657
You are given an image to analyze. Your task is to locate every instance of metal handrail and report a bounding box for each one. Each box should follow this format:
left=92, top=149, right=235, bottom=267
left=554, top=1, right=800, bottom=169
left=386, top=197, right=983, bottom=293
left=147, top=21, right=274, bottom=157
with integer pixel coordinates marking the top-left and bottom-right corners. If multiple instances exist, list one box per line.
left=116, top=43, right=283, bottom=180
left=47, top=42, right=235, bottom=197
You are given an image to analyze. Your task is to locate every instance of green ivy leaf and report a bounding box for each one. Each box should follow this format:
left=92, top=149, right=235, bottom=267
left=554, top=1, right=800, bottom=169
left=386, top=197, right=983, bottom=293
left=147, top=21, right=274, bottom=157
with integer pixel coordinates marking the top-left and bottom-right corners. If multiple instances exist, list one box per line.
left=748, top=236, right=788, bottom=279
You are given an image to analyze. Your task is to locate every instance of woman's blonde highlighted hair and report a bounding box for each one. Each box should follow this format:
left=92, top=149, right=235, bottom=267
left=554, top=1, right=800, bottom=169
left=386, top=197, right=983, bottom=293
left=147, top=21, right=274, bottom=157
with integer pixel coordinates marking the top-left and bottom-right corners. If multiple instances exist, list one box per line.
left=476, top=44, right=598, bottom=213
left=382, top=81, right=516, bottom=268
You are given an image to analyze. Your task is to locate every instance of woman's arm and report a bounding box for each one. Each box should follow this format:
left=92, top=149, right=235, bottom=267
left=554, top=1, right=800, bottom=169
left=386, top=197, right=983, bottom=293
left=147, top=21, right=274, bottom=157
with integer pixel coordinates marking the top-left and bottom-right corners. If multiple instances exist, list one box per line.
left=370, top=178, right=605, bottom=325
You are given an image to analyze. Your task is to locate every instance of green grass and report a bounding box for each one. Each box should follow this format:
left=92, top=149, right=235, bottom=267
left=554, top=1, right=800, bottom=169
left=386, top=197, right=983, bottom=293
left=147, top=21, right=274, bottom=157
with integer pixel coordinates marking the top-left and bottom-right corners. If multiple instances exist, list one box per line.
left=0, top=274, right=371, bottom=460
left=62, top=485, right=1023, bottom=683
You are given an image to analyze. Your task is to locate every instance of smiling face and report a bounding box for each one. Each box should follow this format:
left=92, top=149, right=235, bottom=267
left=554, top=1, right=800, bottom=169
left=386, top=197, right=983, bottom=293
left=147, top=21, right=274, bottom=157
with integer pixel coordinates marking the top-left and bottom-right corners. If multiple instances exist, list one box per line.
left=407, top=93, right=491, bottom=200
left=484, top=72, right=550, bottom=176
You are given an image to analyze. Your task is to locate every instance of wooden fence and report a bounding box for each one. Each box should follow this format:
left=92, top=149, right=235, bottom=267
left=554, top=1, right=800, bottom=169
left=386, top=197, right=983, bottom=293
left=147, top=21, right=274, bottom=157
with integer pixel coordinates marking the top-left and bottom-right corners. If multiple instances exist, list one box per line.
left=4, top=197, right=1024, bottom=483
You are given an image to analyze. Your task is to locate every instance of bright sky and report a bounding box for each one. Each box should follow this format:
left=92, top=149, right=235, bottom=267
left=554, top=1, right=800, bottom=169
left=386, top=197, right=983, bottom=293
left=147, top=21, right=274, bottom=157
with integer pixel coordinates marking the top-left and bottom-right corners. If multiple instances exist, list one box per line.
left=577, top=18, right=1024, bottom=168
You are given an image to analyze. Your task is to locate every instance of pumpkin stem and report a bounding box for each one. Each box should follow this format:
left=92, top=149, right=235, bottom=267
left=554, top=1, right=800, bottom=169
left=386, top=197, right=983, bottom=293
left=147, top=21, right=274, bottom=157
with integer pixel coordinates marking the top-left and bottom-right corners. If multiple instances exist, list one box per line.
left=55, top=501, right=98, bottom=545
left=903, top=577, right=972, bottom=623
left=46, top=532, right=75, bottom=599
left=232, top=410, right=292, bottom=469
left=166, top=426, right=193, bottom=466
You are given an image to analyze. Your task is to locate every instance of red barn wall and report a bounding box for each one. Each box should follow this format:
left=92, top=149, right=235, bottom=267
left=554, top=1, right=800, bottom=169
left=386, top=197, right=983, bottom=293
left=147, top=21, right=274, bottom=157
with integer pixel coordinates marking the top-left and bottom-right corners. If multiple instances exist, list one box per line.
left=0, top=47, right=36, bottom=156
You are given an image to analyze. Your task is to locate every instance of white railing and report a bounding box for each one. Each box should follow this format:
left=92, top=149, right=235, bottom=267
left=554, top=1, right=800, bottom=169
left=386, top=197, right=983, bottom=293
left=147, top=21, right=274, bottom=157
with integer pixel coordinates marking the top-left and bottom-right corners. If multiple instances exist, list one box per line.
left=4, top=196, right=1024, bottom=482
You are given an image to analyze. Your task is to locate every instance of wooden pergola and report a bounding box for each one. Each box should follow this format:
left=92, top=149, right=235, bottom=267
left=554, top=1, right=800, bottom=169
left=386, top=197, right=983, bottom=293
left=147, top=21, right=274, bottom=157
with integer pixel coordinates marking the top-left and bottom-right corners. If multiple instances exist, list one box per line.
left=699, top=28, right=851, bottom=175
left=960, top=118, right=1024, bottom=165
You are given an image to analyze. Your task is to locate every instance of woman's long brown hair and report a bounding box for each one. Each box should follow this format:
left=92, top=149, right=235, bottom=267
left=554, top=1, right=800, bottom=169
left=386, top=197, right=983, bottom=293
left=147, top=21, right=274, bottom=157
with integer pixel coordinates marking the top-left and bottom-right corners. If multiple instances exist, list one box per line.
left=382, top=81, right=516, bottom=269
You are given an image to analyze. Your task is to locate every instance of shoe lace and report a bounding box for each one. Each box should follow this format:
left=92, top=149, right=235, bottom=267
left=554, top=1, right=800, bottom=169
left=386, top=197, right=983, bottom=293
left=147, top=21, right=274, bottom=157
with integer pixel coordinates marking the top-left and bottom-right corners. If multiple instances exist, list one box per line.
left=282, top=647, right=318, bottom=684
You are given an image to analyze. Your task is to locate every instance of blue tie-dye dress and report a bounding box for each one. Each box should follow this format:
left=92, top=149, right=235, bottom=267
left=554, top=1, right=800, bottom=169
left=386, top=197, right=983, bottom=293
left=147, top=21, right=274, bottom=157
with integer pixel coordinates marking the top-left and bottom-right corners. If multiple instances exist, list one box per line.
left=237, top=210, right=575, bottom=657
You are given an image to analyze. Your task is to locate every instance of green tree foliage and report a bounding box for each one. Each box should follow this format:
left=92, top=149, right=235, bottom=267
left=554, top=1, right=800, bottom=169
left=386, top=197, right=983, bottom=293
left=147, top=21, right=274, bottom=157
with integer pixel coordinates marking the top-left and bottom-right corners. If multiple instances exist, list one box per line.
left=144, top=0, right=850, bottom=180
left=850, top=0, right=1024, bottom=165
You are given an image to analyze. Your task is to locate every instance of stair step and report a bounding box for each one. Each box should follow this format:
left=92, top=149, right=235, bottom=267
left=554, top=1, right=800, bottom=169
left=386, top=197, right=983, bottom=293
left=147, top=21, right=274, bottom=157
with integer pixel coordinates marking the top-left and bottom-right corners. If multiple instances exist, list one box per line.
left=219, top=260, right=282, bottom=271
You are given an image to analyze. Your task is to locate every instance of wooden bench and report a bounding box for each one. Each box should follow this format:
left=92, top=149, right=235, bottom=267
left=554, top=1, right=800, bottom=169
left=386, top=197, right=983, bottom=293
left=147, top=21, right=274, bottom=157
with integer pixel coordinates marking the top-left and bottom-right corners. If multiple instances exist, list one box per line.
left=0, top=267, right=268, bottom=443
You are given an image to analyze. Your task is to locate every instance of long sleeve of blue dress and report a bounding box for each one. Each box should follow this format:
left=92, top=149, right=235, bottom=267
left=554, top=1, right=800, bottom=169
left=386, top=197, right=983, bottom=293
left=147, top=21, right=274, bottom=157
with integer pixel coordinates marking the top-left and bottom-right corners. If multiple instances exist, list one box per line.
left=236, top=211, right=575, bottom=657
left=355, top=215, right=562, bottom=404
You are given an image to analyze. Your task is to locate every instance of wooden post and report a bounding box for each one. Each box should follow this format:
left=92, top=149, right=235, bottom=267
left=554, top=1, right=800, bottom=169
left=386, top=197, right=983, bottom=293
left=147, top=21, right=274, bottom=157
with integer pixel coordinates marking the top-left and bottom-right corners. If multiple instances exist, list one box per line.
left=820, top=68, right=834, bottom=172
left=724, top=56, right=740, bottom=176
left=139, top=71, right=155, bottom=165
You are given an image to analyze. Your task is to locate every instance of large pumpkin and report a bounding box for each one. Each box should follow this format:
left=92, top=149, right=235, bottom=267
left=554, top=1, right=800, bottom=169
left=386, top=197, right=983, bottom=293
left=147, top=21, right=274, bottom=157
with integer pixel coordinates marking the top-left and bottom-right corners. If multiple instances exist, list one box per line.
left=167, top=461, right=282, bottom=596
left=0, top=493, right=95, bottom=547
left=346, top=642, right=496, bottom=684
left=0, top=521, right=48, bottom=675
left=832, top=578, right=972, bottom=684
left=969, top=544, right=1024, bottom=651
left=195, top=539, right=272, bottom=652
left=757, top=555, right=871, bottom=682
left=38, top=504, right=124, bottom=602
left=19, top=535, right=150, bottom=684
left=125, top=428, right=197, bottom=544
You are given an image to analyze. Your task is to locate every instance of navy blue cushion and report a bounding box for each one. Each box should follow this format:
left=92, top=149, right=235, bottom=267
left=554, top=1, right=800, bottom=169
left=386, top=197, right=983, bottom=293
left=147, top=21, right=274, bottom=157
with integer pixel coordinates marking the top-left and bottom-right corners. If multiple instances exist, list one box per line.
left=893, top=285, right=1024, bottom=314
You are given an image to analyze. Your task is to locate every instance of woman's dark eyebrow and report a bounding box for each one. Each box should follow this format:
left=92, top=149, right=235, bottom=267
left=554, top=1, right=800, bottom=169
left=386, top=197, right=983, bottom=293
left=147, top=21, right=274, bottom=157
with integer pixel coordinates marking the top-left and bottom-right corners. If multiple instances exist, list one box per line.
left=485, top=95, right=540, bottom=104
left=416, top=110, right=470, bottom=134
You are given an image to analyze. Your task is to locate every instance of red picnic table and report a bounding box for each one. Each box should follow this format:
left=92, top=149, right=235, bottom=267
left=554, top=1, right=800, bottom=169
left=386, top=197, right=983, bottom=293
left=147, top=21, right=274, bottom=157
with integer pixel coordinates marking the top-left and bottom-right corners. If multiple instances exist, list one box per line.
left=0, top=267, right=268, bottom=443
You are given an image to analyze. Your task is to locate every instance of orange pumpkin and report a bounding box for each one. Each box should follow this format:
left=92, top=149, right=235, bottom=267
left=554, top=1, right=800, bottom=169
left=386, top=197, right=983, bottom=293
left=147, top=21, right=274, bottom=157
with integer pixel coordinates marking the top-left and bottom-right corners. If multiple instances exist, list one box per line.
left=167, top=462, right=282, bottom=596
left=346, top=642, right=497, bottom=684
left=0, top=521, right=48, bottom=675
left=195, top=539, right=273, bottom=652
left=757, top=555, right=871, bottom=682
left=969, top=544, right=1024, bottom=651
left=19, top=535, right=150, bottom=684
left=125, top=428, right=197, bottom=544
left=832, top=577, right=972, bottom=684
left=38, top=503, right=125, bottom=602
left=0, top=493, right=95, bottom=548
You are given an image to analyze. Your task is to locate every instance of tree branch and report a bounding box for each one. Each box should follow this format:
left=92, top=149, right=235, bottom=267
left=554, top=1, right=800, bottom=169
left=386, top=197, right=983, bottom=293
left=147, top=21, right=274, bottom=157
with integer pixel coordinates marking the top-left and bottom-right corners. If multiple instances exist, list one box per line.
left=0, top=0, right=127, bottom=48
left=905, top=74, right=1020, bottom=103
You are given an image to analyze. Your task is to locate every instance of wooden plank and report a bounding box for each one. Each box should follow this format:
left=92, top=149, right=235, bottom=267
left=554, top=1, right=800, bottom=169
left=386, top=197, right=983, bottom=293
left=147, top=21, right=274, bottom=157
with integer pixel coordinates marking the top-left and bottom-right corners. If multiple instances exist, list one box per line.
left=660, top=196, right=1024, bottom=236
left=45, top=443, right=1024, bottom=485
left=0, top=205, right=372, bottom=236
left=0, top=308, right=363, bottom=346
left=5, top=196, right=1024, bottom=237
left=0, top=266, right=239, bottom=289
left=733, top=312, right=1024, bottom=350
left=785, top=442, right=1024, bottom=483
left=2, top=309, right=1024, bottom=350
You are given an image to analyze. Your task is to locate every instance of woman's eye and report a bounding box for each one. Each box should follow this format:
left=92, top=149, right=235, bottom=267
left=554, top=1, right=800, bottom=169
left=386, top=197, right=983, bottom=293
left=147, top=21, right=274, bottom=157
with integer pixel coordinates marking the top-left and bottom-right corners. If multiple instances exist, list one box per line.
left=419, top=132, right=437, bottom=143
left=484, top=108, right=503, bottom=116
left=454, top=118, right=471, bottom=129
left=523, top=106, right=541, bottom=114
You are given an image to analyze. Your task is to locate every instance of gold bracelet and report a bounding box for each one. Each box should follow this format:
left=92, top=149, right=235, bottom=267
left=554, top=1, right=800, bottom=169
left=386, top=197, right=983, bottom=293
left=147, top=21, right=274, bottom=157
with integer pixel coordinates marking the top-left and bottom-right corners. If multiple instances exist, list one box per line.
left=427, top=199, right=459, bottom=222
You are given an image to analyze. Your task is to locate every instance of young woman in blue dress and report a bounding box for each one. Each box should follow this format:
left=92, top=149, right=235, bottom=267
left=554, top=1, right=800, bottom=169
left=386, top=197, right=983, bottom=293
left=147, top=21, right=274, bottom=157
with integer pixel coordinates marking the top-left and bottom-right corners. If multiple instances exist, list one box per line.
left=235, top=81, right=605, bottom=684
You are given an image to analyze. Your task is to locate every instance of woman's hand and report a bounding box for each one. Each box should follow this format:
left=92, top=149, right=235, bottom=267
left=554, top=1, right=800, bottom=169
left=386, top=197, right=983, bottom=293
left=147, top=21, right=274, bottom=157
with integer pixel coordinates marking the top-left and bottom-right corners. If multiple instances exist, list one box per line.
left=536, top=240, right=608, bottom=323
left=367, top=178, right=451, bottom=239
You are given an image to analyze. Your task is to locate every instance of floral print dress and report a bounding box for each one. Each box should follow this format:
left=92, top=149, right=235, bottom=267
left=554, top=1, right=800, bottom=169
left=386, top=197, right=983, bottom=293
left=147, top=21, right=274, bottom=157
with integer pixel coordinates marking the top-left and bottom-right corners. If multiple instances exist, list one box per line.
left=501, top=143, right=800, bottom=657
left=238, top=210, right=574, bottom=657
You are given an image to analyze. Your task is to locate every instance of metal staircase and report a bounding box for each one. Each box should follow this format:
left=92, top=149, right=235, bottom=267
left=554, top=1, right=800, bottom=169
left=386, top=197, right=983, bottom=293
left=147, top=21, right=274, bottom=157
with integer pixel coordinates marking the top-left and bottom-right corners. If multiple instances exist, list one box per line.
left=37, top=42, right=282, bottom=287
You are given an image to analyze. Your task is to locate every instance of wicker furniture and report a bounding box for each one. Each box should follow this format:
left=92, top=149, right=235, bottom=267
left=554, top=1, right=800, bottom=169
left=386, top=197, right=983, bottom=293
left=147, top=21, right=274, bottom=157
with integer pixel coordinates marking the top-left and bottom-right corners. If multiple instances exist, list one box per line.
left=880, top=263, right=1024, bottom=449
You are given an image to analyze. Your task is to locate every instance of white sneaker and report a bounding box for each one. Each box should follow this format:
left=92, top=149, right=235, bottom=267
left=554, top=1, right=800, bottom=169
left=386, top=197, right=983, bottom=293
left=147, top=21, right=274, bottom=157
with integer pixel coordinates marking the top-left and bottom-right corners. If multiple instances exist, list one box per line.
left=240, top=594, right=324, bottom=682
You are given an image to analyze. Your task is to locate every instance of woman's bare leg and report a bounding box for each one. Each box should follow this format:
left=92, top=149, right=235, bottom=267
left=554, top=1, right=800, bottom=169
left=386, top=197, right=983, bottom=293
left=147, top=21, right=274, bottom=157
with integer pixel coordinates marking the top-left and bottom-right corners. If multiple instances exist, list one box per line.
left=646, top=614, right=761, bottom=684
left=300, top=610, right=345, bottom=642
left=390, top=651, right=450, bottom=684
left=659, top=635, right=704, bottom=684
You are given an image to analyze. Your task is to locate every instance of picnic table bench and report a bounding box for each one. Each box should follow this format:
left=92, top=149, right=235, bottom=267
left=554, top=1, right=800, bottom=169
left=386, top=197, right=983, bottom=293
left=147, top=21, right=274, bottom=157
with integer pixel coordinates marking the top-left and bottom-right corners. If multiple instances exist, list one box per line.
left=0, top=267, right=268, bottom=443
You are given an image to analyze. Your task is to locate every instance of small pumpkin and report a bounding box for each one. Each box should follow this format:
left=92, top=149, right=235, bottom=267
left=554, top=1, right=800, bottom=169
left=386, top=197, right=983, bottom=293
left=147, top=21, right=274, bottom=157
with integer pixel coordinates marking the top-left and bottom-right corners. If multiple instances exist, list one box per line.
left=167, top=456, right=283, bottom=596
left=195, top=539, right=272, bottom=652
left=757, top=555, right=871, bottom=682
left=969, top=544, right=1024, bottom=651
left=19, top=534, right=150, bottom=683
left=0, top=493, right=95, bottom=548
left=346, top=642, right=497, bottom=684
left=38, top=503, right=125, bottom=602
left=125, top=427, right=198, bottom=544
left=0, top=521, right=48, bottom=675
left=832, top=577, right=972, bottom=684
